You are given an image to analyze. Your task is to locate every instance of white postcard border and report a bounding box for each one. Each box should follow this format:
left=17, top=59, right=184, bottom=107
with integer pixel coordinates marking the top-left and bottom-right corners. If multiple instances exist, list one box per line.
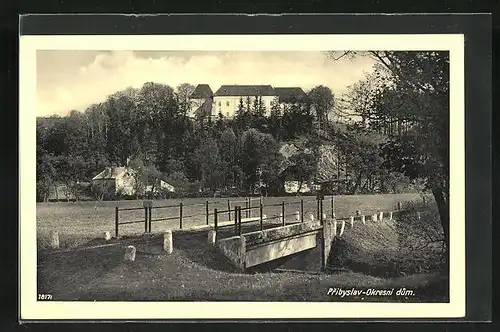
left=20, top=34, right=465, bottom=320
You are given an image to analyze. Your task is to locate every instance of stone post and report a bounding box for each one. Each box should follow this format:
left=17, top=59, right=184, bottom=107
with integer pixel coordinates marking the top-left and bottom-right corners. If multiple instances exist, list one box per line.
left=124, top=245, right=136, bottom=262
left=208, top=230, right=216, bottom=245
left=339, top=220, right=346, bottom=236
left=379, top=211, right=384, bottom=221
left=372, top=213, right=378, bottom=222
left=361, top=215, right=366, bottom=225
left=349, top=216, right=354, bottom=228
left=389, top=212, right=393, bottom=220
left=295, top=210, right=300, bottom=222
left=50, top=231, right=59, bottom=249
left=163, top=230, right=173, bottom=254
left=104, top=231, right=112, bottom=241
left=309, top=213, right=315, bottom=221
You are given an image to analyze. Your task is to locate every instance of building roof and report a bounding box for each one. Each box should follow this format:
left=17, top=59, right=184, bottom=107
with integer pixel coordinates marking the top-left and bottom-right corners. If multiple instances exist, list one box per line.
left=190, top=84, right=213, bottom=99
left=213, top=85, right=276, bottom=97
left=274, top=87, right=307, bottom=103
left=194, top=97, right=213, bottom=118
left=92, top=167, right=135, bottom=180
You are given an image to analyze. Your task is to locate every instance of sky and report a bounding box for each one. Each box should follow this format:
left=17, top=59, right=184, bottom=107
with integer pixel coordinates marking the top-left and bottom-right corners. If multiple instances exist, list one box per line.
left=36, top=50, right=376, bottom=117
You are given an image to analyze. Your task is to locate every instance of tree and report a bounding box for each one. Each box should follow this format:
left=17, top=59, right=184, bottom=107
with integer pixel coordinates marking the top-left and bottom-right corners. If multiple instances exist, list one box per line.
left=245, top=96, right=252, bottom=113
left=193, top=137, right=226, bottom=193
left=164, top=171, right=190, bottom=196
left=288, top=152, right=318, bottom=195
left=308, top=85, right=334, bottom=131
left=176, top=83, right=196, bottom=116
left=236, top=97, right=245, bottom=117
left=240, top=129, right=281, bottom=194
left=128, top=154, right=161, bottom=198
left=91, top=181, right=109, bottom=201
left=218, top=128, right=238, bottom=188
left=329, top=51, right=450, bottom=253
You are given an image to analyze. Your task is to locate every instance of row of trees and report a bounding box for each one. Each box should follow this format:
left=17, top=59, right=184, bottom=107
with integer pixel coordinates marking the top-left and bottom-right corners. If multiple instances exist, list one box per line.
left=36, top=82, right=339, bottom=201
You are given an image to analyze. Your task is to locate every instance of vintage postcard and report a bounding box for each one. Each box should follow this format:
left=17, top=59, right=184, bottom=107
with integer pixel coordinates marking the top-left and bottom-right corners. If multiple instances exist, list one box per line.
left=20, top=33, right=465, bottom=320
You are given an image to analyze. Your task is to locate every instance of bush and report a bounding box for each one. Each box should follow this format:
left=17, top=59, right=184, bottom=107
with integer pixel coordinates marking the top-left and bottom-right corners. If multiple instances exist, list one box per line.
left=327, top=199, right=447, bottom=277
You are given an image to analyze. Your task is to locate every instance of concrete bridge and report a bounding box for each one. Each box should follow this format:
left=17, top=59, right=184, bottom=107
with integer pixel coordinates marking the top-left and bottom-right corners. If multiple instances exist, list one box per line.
left=214, top=218, right=338, bottom=272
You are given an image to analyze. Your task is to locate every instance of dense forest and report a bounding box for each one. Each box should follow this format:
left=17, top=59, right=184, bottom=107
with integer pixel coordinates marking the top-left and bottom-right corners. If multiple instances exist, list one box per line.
left=37, top=51, right=447, bottom=207
left=36, top=79, right=422, bottom=202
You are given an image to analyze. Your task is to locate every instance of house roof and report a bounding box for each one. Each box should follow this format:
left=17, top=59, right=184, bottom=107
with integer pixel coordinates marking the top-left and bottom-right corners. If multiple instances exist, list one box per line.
left=194, top=97, right=213, bottom=118
left=92, top=167, right=134, bottom=180
left=190, top=84, right=213, bottom=99
left=274, top=87, right=307, bottom=103
left=214, top=85, right=276, bottom=97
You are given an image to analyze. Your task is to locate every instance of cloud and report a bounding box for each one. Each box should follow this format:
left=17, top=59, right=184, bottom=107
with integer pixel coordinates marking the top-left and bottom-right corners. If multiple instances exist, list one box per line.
left=36, top=50, right=376, bottom=117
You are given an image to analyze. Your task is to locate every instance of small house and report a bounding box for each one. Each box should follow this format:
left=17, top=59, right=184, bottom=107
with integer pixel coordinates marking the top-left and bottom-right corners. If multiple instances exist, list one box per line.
left=91, top=166, right=137, bottom=197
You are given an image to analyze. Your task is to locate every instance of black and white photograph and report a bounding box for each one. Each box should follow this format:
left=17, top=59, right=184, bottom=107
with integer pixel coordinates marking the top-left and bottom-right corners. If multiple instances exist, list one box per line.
left=20, top=32, right=466, bottom=320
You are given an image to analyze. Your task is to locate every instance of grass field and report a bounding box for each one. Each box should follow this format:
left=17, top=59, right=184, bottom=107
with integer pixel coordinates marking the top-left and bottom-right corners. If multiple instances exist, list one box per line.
left=37, top=193, right=427, bottom=248
left=36, top=192, right=448, bottom=303
left=37, top=225, right=448, bottom=302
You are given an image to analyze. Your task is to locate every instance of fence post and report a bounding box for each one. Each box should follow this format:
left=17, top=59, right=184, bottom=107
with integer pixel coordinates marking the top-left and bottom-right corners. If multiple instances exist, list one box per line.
left=247, top=197, right=251, bottom=218
left=148, top=206, right=152, bottom=233
left=300, top=199, right=304, bottom=223
left=331, top=196, right=335, bottom=219
left=234, top=206, right=238, bottom=235
left=179, top=202, right=183, bottom=229
left=144, top=206, right=148, bottom=233
left=115, top=207, right=119, bottom=238
left=214, top=208, right=218, bottom=232
left=260, top=200, right=263, bottom=231
left=320, top=199, right=324, bottom=225
left=206, top=200, right=209, bottom=225
left=238, top=206, right=242, bottom=235
left=227, top=199, right=231, bottom=221
left=281, top=201, right=285, bottom=226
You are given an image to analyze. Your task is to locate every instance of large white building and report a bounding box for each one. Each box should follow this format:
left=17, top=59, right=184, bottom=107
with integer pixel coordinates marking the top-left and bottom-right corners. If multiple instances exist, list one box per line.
left=212, top=85, right=276, bottom=118
left=189, top=84, right=307, bottom=119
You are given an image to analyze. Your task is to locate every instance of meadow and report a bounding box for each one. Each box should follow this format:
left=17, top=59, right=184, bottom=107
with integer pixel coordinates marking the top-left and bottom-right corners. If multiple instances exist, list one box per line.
left=36, top=193, right=425, bottom=248
left=36, top=192, right=448, bottom=302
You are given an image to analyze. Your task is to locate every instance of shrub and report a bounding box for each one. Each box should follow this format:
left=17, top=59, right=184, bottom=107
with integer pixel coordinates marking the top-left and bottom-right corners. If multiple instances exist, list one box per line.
left=327, top=199, right=446, bottom=277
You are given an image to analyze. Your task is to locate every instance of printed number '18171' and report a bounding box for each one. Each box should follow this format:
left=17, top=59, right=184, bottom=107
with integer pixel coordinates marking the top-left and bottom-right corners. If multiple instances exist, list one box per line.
left=38, top=294, right=52, bottom=300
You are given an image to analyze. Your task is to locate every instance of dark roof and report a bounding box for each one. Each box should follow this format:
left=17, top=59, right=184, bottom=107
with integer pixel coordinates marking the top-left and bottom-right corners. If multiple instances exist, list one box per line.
left=194, top=97, right=213, bottom=118
left=190, top=84, right=213, bottom=99
left=274, top=87, right=307, bottom=103
left=214, top=85, right=276, bottom=97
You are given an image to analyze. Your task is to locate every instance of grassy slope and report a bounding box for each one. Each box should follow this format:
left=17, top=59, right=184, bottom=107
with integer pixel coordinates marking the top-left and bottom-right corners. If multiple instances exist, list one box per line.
left=38, top=242, right=447, bottom=302
left=36, top=193, right=447, bottom=302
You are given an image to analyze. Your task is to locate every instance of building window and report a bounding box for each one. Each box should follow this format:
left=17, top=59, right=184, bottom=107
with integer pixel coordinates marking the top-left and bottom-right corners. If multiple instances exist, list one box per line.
left=226, top=101, right=230, bottom=107
left=226, top=112, right=230, bottom=117
left=218, top=101, right=221, bottom=107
